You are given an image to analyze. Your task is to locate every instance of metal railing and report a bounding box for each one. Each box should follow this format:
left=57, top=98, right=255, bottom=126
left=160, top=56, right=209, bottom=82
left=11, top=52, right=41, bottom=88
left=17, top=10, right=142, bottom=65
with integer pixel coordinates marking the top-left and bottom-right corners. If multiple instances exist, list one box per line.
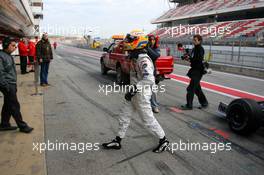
left=160, top=37, right=264, bottom=70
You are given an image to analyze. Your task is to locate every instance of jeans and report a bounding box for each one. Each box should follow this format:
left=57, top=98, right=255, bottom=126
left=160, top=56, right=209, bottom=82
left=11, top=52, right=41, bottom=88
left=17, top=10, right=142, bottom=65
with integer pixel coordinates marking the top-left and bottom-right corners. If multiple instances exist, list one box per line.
left=40, top=62, right=50, bottom=84
left=0, top=84, right=27, bottom=128
left=150, top=91, right=159, bottom=108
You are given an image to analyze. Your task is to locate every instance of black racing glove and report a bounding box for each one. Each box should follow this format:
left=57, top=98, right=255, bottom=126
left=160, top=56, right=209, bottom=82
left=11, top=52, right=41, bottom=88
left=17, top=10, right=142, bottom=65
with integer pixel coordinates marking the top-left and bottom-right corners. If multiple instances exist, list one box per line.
left=125, top=84, right=137, bottom=101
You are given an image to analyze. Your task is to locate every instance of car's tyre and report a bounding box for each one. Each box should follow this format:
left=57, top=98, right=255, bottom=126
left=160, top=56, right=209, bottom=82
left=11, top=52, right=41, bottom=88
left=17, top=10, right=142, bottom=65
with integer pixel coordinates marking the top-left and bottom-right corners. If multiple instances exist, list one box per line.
left=227, top=98, right=262, bottom=135
left=101, top=59, right=108, bottom=75
left=116, top=65, right=125, bottom=85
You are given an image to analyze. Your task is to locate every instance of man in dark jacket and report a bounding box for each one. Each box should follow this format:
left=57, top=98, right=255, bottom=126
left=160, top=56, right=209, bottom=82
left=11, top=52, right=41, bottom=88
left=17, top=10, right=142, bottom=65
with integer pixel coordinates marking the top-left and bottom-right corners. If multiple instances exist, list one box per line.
left=181, top=35, right=208, bottom=110
left=0, top=37, right=34, bottom=133
left=36, top=33, right=53, bottom=86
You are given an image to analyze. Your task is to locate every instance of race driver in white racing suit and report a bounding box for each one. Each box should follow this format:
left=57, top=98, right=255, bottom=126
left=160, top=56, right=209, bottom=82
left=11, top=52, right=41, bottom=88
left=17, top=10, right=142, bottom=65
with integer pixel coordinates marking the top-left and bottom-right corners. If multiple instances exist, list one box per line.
left=102, top=32, right=169, bottom=153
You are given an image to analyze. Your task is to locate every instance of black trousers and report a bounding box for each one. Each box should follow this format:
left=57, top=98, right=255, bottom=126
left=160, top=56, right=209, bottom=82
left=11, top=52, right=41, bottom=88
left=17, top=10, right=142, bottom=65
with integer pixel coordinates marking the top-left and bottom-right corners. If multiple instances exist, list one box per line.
left=186, top=73, right=208, bottom=107
left=0, top=84, right=27, bottom=128
left=28, top=56, right=34, bottom=64
left=20, top=56, right=27, bottom=74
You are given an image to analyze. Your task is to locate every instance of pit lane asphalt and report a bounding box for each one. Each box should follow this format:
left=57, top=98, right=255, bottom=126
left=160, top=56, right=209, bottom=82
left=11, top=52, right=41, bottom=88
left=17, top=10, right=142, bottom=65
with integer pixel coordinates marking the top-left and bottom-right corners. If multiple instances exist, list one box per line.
left=43, top=45, right=264, bottom=175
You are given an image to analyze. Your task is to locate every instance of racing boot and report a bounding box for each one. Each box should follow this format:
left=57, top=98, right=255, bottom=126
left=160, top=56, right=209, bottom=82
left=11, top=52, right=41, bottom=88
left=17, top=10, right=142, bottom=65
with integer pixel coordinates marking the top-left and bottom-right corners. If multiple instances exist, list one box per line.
left=102, top=136, right=122, bottom=150
left=153, top=136, right=169, bottom=153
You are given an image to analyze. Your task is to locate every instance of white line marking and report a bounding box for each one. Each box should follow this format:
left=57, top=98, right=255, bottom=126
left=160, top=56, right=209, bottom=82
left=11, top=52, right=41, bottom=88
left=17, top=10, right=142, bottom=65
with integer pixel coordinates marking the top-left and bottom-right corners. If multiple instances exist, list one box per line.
left=171, top=74, right=264, bottom=98
left=56, top=55, right=62, bottom=58
left=170, top=78, right=238, bottom=99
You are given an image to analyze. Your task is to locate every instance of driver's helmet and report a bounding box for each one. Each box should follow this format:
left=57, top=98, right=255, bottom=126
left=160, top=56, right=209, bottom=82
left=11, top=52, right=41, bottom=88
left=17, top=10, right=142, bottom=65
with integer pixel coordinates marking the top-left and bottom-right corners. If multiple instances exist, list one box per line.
left=123, top=30, right=148, bottom=51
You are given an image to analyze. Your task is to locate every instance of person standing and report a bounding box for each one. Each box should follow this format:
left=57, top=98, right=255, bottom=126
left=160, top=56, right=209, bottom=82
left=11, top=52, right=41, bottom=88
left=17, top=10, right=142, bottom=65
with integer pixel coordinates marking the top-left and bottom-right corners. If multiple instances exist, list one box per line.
left=18, top=38, right=28, bottom=74
left=177, top=43, right=185, bottom=59
left=147, top=34, right=161, bottom=113
left=36, top=33, right=53, bottom=86
left=0, top=37, right=34, bottom=133
left=28, top=38, right=36, bottom=72
left=53, top=42, right=57, bottom=50
left=181, top=35, right=208, bottom=110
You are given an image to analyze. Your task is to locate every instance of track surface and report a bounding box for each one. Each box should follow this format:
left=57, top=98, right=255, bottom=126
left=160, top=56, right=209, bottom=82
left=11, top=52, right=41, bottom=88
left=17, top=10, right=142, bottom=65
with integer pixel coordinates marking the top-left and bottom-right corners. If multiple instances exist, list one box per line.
left=44, top=45, right=264, bottom=175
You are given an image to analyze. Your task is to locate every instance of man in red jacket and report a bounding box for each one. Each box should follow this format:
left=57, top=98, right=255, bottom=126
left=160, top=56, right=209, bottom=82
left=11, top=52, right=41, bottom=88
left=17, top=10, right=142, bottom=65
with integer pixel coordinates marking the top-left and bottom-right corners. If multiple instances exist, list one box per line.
left=53, top=42, right=57, bottom=50
left=18, top=38, right=28, bottom=74
left=28, top=39, right=36, bottom=72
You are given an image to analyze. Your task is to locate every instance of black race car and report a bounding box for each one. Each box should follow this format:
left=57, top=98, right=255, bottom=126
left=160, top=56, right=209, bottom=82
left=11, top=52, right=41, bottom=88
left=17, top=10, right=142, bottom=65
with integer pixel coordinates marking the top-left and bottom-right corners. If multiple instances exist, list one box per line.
left=218, top=98, right=264, bottom=135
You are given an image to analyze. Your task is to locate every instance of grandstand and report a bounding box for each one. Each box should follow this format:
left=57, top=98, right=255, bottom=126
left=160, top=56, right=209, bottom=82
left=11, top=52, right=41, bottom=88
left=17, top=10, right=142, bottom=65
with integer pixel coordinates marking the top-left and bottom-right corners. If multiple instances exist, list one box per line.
left=151, top=0, right=264, bottom=46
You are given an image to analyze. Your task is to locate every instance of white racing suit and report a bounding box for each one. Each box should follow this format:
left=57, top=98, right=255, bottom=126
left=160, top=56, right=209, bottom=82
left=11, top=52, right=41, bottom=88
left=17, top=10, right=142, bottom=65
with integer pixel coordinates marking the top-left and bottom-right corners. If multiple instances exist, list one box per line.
left=117, top=53, right=165, bottom=139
